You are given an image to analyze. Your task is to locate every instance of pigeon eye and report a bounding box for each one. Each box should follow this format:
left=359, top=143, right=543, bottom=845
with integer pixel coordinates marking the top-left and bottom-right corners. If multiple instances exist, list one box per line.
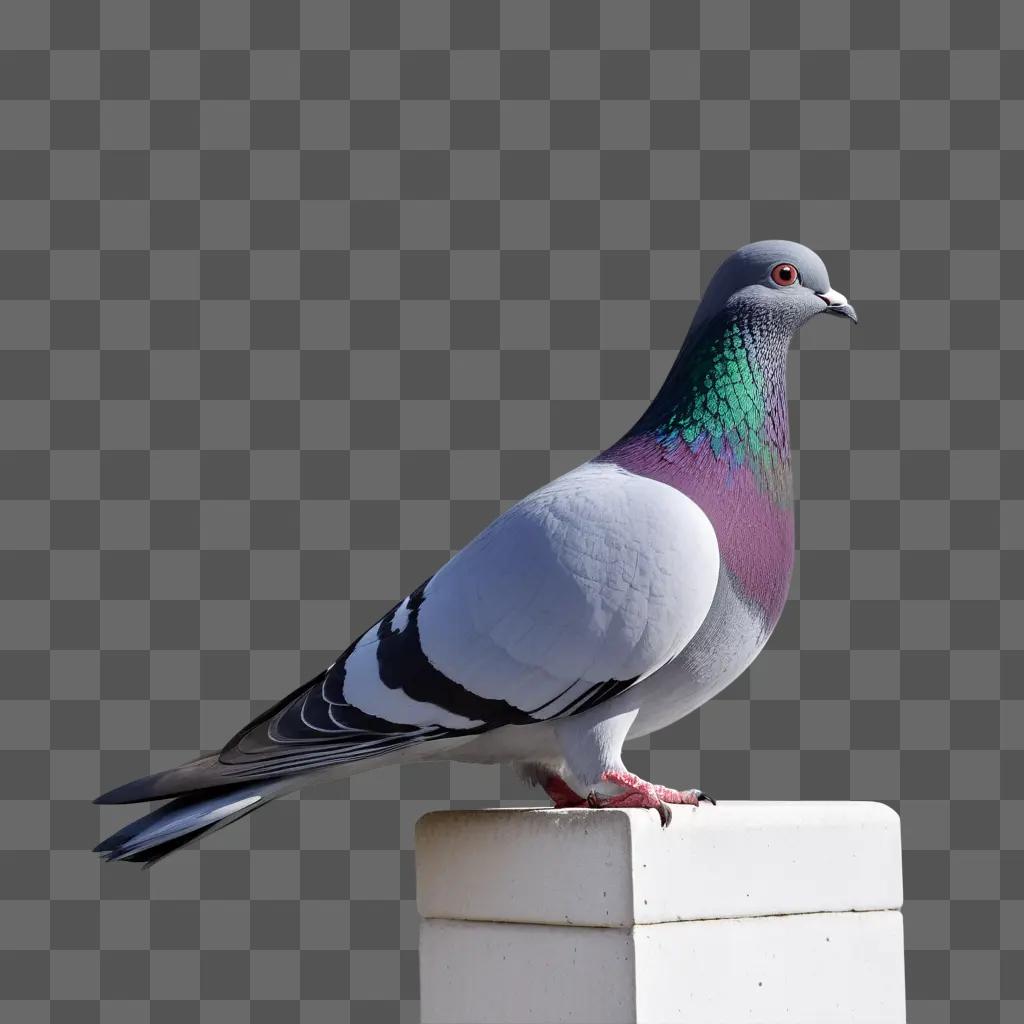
left=770, top=263, right=799, bottom=287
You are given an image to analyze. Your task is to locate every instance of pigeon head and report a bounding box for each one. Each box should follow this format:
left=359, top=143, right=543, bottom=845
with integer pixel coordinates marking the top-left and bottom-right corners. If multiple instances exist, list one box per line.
left=692, top=240, right=857, bottom=334
left=613, top=239, right=857, bottom=508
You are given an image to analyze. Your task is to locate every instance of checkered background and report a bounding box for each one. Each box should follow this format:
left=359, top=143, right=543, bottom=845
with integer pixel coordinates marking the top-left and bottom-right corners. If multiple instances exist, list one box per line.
left=0, top=0, right=1021, bottom=1021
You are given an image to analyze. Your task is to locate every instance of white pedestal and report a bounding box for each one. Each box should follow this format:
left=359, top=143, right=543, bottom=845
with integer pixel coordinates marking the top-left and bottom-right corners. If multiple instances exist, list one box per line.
left=416, top=802, right=906, bottom=1024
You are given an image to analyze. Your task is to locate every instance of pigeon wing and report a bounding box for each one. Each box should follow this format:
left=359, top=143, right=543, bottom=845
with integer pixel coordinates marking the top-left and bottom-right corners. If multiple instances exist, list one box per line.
left=214, top=462, right=720, bottom=780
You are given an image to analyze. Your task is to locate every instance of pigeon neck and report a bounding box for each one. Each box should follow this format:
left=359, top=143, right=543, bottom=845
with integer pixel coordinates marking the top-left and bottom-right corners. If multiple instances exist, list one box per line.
left=597, top=305, right=797, bottom=626
left=623, top=307, right=791, bottom=489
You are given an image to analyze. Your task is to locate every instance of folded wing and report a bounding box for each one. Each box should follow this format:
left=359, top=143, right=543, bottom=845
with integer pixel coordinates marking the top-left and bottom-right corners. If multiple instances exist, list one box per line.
left=213, top=462, right=721, bottom=782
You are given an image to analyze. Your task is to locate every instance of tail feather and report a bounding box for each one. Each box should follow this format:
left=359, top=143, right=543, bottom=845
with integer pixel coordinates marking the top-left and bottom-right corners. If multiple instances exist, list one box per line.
left=94, top=781, right=276, bottom=868
left=94, top=753, right=232, bottom=805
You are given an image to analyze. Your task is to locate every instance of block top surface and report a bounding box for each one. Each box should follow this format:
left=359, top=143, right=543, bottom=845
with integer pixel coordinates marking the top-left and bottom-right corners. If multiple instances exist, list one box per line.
left=415, top=801, right=902, bottom=927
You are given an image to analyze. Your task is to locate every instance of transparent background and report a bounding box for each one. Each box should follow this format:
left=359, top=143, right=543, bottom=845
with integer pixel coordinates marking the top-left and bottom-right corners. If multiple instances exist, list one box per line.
left=0, top=2, right=1021, bottom=1022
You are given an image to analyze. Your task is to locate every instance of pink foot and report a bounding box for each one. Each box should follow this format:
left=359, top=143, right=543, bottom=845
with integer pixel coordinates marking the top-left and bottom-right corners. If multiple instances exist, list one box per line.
left=541, top=774, right=587, bottom=809
left=586, top=769, right=715, bottom=827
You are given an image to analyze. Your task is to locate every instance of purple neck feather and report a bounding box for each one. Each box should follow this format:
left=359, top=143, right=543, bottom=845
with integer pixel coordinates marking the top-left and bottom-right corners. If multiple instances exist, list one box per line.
left=598, top=307, right=796, bottom=626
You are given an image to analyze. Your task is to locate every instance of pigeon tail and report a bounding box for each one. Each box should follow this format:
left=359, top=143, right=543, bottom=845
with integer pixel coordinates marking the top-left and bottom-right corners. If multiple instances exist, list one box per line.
left=93, top=753, right=239, bottom=804
left=94, top=779, right=285, bottom=868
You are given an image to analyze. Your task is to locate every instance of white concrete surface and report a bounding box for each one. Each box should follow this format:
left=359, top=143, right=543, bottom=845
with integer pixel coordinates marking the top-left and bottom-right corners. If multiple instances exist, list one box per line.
left=420, top=910, right=906, bottom=1024
left=416, top=802, right=903, bottom=927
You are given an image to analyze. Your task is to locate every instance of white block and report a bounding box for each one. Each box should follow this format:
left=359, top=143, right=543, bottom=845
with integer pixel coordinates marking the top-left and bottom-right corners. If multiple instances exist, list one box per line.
left=420, top=910, right=906, bottom=1024
left=416, top=802, right=903, bottom=927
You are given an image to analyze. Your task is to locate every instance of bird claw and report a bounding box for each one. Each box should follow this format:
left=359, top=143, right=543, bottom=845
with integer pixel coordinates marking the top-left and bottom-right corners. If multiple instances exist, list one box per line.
left=667, top=787, right=716, bottom=806
left=652, top=783, right=716, bottom=807
left=657, top=799, right=672, bottom=827
left=586, top=788, right=673, bottom=826
left=545, top=769, right=715, bottom=825
left=585, top=770, right=715, bottom=825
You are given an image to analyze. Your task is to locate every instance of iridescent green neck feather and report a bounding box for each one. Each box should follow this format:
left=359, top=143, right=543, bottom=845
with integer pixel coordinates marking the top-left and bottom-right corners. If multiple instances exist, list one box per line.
left=627, top=311, right=792, bottom=501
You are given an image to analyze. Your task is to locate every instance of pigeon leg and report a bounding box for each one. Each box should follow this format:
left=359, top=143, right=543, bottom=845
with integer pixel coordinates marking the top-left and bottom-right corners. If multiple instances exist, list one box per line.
left=540, top=773, right=587, bottom=809
left=555, top=711, right=712, bottom=826
left=586, top=769, right=715, bottom=827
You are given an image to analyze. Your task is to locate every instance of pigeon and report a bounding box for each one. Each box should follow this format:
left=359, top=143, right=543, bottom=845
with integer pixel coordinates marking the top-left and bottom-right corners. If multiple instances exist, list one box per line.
left=95, top=240, right=856, bottom=864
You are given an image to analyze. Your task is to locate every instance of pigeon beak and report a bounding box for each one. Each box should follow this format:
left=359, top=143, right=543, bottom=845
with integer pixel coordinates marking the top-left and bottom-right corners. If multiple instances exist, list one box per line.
left=816, top=288, right=857, bottom=324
